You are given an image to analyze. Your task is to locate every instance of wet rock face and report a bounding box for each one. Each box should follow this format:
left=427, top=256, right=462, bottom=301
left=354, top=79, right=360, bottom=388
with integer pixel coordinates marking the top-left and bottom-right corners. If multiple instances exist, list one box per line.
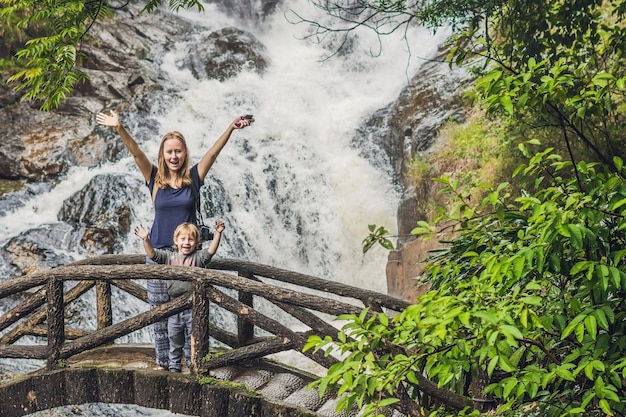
left=206, top=0, right=281, bottom=23
left=58, top=174, right=146, bottom=255
left=190, top=27, right=269, bottom=81
left=0, top=174, right=146, bottom=279
left=355, top=48, right=474, bottom=189
left=352, top=49, right=475, bottom=301
left=0, top=105, right=121, bottom=181
left=2, top=223, right=76, bottom=277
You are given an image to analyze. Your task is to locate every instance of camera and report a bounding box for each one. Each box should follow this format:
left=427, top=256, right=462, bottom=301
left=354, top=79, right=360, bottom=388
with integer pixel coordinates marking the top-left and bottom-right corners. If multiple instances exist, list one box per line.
left=199, top=225, right=214, bottom=242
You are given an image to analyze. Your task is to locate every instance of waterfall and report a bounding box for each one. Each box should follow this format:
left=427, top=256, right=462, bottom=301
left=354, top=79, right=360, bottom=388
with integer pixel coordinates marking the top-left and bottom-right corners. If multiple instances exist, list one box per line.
left=128, top=2, right=446, bottom=289
left=1, top=2, right=448, bottom=289
left=0, top=0, right=450, bottom=414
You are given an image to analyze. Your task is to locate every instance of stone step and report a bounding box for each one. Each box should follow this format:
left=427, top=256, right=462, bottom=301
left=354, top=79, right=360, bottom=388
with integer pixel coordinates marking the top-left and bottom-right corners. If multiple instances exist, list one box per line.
left=211, top=365, right=348, bottom=416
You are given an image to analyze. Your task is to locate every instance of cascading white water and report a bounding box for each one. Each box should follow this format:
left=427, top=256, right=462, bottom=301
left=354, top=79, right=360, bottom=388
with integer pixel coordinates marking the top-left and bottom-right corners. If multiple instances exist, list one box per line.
left=124, top=1, right=447, bottom=288
left=1, top=1, right=449, bottom=415
left=1, top=2, right=448, bottom=287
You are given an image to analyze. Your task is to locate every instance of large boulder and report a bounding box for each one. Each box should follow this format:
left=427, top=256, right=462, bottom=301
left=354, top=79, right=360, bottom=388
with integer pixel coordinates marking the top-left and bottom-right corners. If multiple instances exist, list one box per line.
left=57, top=174, right=146, bottom=255
left=0, top=174, right=146, bottom=279
left=0, top=104, right=119, bottom=181
left=188, top=27, right=269, bottom=81
left=1, top=223, right=76, bottom=278
left=0, top=5, right=191, bottom=186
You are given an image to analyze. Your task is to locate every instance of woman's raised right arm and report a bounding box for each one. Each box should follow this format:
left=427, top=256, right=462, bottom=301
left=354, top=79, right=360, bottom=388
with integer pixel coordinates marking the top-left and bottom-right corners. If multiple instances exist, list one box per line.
left=96, top=110, right=153, bottom=182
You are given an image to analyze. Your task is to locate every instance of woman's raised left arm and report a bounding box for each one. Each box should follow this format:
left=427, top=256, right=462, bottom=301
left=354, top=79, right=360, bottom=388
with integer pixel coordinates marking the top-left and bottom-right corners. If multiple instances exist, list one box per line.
left=196, top=116, right=253, bottom=181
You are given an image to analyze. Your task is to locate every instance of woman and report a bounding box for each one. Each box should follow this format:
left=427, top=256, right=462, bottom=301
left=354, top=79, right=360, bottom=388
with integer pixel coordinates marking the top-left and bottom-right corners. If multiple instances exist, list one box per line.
left=96, top=110, right=252, bottom=370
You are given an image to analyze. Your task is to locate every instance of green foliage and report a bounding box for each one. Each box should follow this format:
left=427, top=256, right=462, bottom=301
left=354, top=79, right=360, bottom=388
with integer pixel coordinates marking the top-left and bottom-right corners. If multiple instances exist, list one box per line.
left=142, top=0, right=204, bottom=13
left=299, top=1, right=626, bottom=415
left=450, top=0, right=626, bottom=166
left=304, top=308, right=407, bottom=416
left=362, top=224, right=394, bottom=253
left=306, top=145, right=626, bottom=416
left=0, top=0, right=203, bottom=110
left=306, top=0, right=626, bottom=164
left=405, top=114, right=525, bottom=227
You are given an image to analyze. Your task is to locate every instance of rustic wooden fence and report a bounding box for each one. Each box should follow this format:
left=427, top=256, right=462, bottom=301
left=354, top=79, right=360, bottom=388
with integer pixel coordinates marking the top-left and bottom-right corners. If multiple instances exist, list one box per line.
left=0, top=254, right=410, bottom=377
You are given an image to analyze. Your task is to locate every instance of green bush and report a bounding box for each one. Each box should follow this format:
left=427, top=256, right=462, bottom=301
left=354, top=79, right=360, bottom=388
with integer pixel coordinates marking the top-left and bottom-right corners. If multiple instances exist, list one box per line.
left=307, top=143, right=626, bottom=416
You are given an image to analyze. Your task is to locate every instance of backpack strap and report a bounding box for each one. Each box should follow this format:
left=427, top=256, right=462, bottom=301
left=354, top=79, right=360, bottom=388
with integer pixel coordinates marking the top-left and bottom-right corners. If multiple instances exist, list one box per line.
left=151, top=183, right=158, bottom=203
left=190, top=181, right=204, bottom=224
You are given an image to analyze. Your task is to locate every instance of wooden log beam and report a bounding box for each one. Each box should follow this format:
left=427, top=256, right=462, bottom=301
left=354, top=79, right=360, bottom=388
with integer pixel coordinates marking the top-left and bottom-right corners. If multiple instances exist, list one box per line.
left=64, top=255, right=411, bottom=311
left=0, top=274, right=48, bottom=299
left=0, top=287, right=46, bottom=332
left=192, top=281, right=210, bottom=376
left=236, top=271, right=345, bottom=344
left=202, top=337, right=295, bottom=370
left=47, top=277, right=64, bottom=369
left=0, top=344, right=47, bottom=359
left=67, top=254, right=146, bottom=266
left=272, top=301, right=341, bottom=341
left=59, top=295, right=191, bottom=359
left=30, top=265, right=369, bottom=319
left=0, top=280, right=95, bottom=345
left=28, top=325, right=92, bottom=339
left=205, top=322, right=239, bottom=348
left=97, top=281, right=113, bottom=329
left=210, top=258, right=411, bottom=311
left=237, top=271, right=255, bottom=346
left=205, top=284, right=338, bottom=370
left=111, top=279, right=148, bottom=303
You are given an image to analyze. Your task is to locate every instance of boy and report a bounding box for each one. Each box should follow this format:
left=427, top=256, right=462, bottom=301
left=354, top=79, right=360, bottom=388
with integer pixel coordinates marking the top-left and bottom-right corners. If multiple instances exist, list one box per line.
left=135, top=220, right=225, bottom=372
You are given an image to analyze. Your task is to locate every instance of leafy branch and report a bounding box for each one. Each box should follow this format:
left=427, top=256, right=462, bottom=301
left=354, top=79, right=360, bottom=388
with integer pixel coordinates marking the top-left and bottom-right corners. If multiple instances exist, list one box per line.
left=0, top=0, right=204, bottom=110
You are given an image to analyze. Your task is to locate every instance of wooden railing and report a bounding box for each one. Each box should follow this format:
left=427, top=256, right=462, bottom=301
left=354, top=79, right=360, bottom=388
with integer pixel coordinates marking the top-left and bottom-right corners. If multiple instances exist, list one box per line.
left=0, top=255, right=410, bottom=377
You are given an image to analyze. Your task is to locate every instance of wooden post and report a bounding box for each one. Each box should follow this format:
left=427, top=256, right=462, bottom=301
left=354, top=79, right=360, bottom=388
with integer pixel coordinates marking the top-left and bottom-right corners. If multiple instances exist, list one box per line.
left=96, top=281, right=113, bottom=329
left=46, top=277, right=64, bottom=370
left=192, top=279, right=210, bottom=377
left=237, top=270, right=254, bottom=346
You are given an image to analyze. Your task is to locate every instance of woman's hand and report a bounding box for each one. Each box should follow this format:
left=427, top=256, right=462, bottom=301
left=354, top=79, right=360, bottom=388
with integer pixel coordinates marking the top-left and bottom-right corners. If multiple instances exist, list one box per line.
left=232, top=115, right=254, bottom=129
left=96, top=110, right=121, bottom=128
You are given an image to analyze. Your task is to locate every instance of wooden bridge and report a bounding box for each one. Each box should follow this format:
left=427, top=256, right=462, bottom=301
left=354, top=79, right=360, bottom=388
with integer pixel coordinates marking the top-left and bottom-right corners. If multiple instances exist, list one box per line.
left=0, top=255, right=410, bottom=417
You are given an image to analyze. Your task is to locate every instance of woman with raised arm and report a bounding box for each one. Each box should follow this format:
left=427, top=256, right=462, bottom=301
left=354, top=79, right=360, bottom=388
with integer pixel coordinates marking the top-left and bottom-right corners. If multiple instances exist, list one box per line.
left=96, top=110, right=253, bottom=370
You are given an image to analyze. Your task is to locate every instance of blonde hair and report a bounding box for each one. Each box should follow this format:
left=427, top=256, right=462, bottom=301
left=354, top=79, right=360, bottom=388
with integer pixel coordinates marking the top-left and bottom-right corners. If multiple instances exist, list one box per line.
left=154, top=131, right=192, bottom=189
left=173, top=222, right=201, bottom=251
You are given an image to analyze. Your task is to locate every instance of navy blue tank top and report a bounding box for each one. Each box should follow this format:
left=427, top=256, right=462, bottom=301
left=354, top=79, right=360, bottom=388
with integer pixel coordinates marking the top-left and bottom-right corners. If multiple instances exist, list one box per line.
left=147, top=165, right=203, bottom=249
